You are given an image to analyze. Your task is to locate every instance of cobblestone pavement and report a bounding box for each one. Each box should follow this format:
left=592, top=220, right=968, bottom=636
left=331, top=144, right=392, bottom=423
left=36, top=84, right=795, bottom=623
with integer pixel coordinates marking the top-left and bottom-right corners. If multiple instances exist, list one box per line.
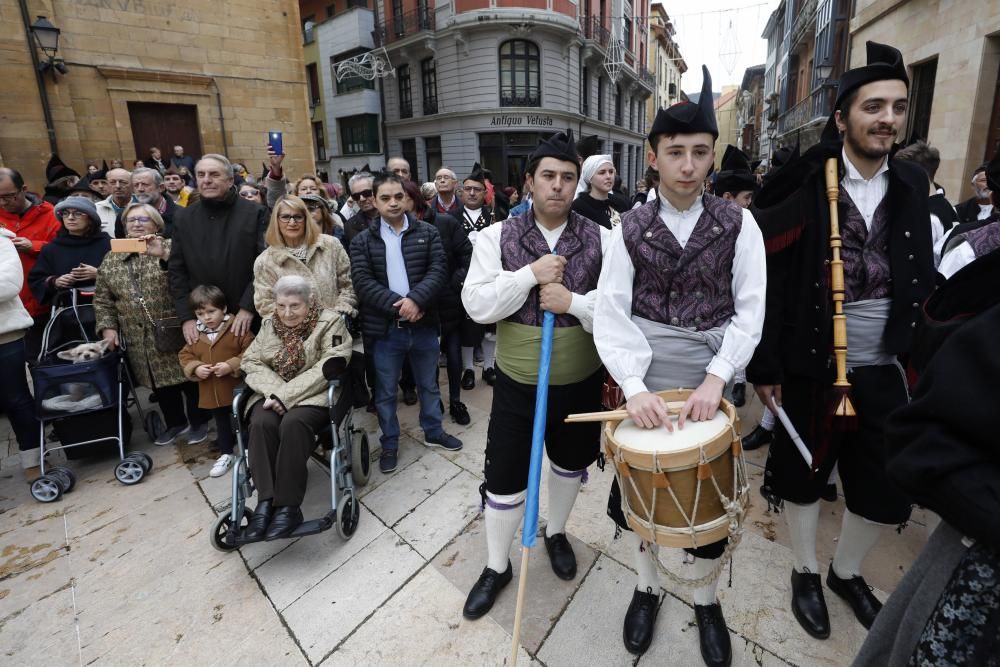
left=0, top=379, right=932, bottom=665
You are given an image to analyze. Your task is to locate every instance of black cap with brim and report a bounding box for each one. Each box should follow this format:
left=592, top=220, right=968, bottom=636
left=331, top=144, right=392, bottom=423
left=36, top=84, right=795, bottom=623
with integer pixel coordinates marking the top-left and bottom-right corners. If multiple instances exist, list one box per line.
left=576, top=134, right=602, bottom=161
left=715, top=145, right=757, bottom=194
left=45, top=154, right=80, bottom=184
left=648, top=65, right=719, bottom=145
left=529, top=130, right=578, bottom=165
left=834, top=41, right=909, bottom=112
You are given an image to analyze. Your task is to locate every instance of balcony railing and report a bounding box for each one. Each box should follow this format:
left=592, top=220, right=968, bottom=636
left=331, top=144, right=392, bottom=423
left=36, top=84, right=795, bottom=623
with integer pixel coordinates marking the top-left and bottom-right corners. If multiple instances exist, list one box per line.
left=789, top=0, right=818, bottom=50
left=500, top=92, right=541, bottom=107
left=776, top=83, right=835, bottom=136
left=374, top=8, right=434, bottom=46
left=639, top=65, right=655, bottom=89
left=423, top=99, right=438, bottom=115
left=579, top=16, right=610, bottom=48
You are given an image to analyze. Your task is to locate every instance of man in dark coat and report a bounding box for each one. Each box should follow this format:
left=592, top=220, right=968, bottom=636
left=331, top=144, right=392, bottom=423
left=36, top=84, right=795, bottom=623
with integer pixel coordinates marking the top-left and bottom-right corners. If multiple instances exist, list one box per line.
left=168, top=154, right=267, bottom=344
left=954, top=163, right=993, bottom=223
left=343, top=172, right=378, bottom=247
left=748, top=42, right=935, bottom=641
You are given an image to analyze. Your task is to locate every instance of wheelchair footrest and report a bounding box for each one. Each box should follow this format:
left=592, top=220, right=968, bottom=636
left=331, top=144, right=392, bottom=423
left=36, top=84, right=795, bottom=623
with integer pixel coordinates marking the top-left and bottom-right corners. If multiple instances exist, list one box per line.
left=288, top=512, right=335, bottom=538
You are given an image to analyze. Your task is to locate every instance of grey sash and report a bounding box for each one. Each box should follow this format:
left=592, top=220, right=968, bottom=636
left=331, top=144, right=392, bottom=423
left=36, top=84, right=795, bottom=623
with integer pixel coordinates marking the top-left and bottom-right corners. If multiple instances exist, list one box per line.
left=632, top=315, right=732, bottom=397
left=844, top=298, right=894, bottom=368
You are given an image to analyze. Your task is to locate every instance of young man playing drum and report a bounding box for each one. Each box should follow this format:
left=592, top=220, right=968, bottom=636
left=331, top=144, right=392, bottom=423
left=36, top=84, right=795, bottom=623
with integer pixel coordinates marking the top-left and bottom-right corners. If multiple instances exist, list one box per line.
left=593, top=66, right=766, bottom=665
left=748, top=43, right=934, bottom=640
left=460, top=131, right=610, bottom=620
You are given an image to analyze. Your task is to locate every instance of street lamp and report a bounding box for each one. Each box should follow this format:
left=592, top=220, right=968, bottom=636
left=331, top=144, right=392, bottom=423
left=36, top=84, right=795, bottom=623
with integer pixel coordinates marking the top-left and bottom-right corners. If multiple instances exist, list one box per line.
left=815, top=62, right=833, bottom=83
left=30, top=16, right=68, bottom=78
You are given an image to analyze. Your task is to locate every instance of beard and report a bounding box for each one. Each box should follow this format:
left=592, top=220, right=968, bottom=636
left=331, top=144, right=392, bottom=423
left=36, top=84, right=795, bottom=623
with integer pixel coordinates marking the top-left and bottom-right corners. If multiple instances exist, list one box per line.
left=844, top=122, right=895, bottom=161
left=975, top=186, right=992, bottom=200
left=133, top=192, right=159, bottom=205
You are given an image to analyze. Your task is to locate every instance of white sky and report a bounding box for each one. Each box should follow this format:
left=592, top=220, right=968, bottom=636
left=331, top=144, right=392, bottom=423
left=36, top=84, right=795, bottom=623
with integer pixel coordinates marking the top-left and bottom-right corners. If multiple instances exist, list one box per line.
left=662, top=0, right=781, bottom=93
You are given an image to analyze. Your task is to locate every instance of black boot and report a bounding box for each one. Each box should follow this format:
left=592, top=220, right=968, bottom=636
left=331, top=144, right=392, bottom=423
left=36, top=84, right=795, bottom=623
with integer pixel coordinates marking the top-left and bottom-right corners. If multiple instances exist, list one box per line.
left=694, top=603, right=732, bottom=667
left=790, top=569, right=830, bottom=638
left=826, top=565, right=882, bottom=629
left=741, top=424, right=774, bottom=451
left=463, top=561, right=513, bottom=620
left=461, top=369, right=476, bottom=390
left=623, top=587, right=659, bottom=655
left=731, top=382, right=746, bottom=407
left=543, top=533, right=577, bottom=580
left=265, top=505, right=303, bottom=540
left=243, top=499, right=273, bottom=541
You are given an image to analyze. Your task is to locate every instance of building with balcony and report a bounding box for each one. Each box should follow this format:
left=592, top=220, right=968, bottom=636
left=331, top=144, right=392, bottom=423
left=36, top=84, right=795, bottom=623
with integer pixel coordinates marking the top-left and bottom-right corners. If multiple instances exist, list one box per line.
left=714, top=86, right=740, bottom=170
left=647, top=4, right=688, bottom=134
left=736, top=65, right=765, bottom=161
left=373, top=0, right=653, bottom=191
left=849, top=0, right=1000, bottom=201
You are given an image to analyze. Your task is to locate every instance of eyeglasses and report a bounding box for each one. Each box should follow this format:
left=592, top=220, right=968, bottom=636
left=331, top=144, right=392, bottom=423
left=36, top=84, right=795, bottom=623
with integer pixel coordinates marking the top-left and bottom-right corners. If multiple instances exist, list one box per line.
left=306, top=204, right=322, bottom=211
left=0, top=192, right=20, bottom=203
left=239, top=190, right=259, bottom=199
left=62, top=210, right=87, bottom=219
left=278, top=214, right=306, bottom=223
left=126, top=216, right=153, bottom=224
left=350, top=189, right=373, bottom=201
left=462, top=186, right=484, bottom=194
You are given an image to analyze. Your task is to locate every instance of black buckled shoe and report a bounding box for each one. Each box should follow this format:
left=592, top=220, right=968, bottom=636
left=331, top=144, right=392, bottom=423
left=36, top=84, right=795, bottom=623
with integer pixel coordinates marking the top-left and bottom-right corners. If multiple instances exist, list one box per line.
left=264, top=505, right=303, bottom=540
left=543, top=533, right=577, bottom=580
left=449, top=401, right=471, bottom=426
left=483, top=367, right=496, bottom=386
left=463, top=561, right=513, bottom=620
left=694, top=603, right=732, bottom=667
left=243, top=498, right=273, bottom=541
left=827, top=565, right=882, bottom=629
left=741, top=424, right=774, bottom=451
left=791, top=569, right=830, bottom=638
left=731, top=382, right=746, bottom=407
left=461, top=369, right=476, bottom=390
left=623, top=587, right=660, bottom=655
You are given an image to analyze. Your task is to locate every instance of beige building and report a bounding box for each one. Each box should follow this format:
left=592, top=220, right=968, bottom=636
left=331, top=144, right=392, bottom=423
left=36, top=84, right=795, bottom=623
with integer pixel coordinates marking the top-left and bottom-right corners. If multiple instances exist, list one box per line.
left=2, top=0, right=315, bottom=191
left=849, top=0, right=1000, bottom=200
left=647, top=3, right=687, bottom=133
left=714, top=86, right=740, bottom=170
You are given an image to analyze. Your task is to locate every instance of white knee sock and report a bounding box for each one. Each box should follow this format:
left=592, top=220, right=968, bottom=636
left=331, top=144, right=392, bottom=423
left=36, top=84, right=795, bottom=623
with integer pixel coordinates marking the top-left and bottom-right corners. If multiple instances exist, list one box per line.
left=461, top=346, right=475, bottom=371
left=485, top=490, right=525, bottom=573
left=691, top=557, right=720, bottom=606
left=482, top=335, right=496, bottom=370
left=784, top=501, right=820, bottom=573
left=832, top=509, right=884, bottom=579
left=759, top=407, right=776, bottom=431
left=734, top=367, right=746, bottom=384
left=545, top=463, right=584, bottom=537
left=629, top=531, right=660, bottom=594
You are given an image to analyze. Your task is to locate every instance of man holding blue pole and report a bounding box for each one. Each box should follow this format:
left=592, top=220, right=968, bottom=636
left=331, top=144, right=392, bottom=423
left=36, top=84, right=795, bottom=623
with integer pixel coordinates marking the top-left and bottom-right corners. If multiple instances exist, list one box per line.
left=460, top=131, right=610, bottom=620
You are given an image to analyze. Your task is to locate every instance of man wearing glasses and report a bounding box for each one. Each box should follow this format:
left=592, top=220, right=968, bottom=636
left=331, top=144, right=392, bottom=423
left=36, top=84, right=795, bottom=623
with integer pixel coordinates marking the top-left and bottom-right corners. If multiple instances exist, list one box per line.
left=343, top=172, right=378, bottom=247
left=432, top=168, right=460, bottom=216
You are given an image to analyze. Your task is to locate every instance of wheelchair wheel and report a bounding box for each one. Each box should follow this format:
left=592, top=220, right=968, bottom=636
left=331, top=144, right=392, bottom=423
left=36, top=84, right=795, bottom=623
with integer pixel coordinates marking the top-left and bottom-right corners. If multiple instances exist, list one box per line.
left=115, top=458, right=146, bottom=485
left=31, top=476, right=63, bottom=503
left=143, top=411, right=165, bottom=440
left=336, top=491, right=360, bottom=540
left=48, top=466, right=76, bottom=493
left=351, top=431, right=371, bottom=487
left=211, top=507, right=253, bottom=552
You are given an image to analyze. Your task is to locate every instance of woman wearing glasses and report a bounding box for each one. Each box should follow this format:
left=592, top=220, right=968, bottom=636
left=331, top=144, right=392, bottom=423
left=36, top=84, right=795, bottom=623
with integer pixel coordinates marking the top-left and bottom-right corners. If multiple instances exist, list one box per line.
left=238, top=183, right=266, bottom=206
left=93, top=203, right=210, bottom=446
left=253, top=196, right=357, bottom=321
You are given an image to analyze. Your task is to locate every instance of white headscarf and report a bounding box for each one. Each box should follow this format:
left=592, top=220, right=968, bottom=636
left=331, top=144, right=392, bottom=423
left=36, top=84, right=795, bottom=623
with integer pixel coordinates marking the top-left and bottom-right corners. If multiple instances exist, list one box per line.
left=575, top=154, right=614, bottom=198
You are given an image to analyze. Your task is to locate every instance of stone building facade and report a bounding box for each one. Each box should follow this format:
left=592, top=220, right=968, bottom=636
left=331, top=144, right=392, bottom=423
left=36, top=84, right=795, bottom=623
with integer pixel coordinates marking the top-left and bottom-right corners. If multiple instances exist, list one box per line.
left=3, top=0, right=314, bottom=191
left=647, top=4, right=687, bottom=133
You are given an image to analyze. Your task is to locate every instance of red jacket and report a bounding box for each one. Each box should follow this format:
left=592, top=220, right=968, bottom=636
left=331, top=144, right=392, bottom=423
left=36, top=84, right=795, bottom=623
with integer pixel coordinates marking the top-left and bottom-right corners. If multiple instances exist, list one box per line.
left=0, top=195, right=61, bottom=317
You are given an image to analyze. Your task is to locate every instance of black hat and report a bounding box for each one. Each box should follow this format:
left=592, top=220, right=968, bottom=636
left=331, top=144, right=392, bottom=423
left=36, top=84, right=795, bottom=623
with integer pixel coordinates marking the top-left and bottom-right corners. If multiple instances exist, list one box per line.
left=771, top=142, right=800, bottom=170
left=45, top=154, right=79, bottom=184
left=715, top=145, right=758, bottom=194
left=576, top=134, right=602, bottom=161
left=90, top=161, right=109, bottom=181
left=465, top=162, right=486, bottom=185
left=986, top=154, right=1000, bottom=194
left=528, top=130, right=578, bottom=165
left=648, top=65, right=718, bottom=144
left=834, top=41, right=909, bottom=112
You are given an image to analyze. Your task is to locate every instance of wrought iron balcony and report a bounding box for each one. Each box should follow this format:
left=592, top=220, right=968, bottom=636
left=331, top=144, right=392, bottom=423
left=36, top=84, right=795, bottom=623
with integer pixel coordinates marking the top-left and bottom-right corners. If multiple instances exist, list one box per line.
left=579, top=16, right=610, bottom=48
left=423, top=99, right=438, bottom=115
left=789, top=0, right=818, bottom=50
left=776, top=83, right=836, bottom=136
left=500, top=92, right=540, bottom=107
left=374, top=8, right=434, bottom=47
left=638, top=65, right=655, bottom=89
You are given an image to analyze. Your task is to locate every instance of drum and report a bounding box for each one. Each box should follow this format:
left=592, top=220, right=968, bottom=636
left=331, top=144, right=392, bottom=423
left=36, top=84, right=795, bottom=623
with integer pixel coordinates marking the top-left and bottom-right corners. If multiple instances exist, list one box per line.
left=604, top=389, right=749, bottom=548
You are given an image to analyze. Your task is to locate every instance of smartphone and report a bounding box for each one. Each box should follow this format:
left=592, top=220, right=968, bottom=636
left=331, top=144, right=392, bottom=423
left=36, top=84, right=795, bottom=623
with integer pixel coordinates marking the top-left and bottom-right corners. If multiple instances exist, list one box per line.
left=110, top=238, right=147, bottom=253
left=268, top=130, right=284, bottom=156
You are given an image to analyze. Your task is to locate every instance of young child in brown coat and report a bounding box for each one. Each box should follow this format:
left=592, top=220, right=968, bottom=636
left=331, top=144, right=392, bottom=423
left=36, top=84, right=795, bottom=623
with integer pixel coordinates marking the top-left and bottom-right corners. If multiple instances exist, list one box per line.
left=178, top=285, right=255, bottom=477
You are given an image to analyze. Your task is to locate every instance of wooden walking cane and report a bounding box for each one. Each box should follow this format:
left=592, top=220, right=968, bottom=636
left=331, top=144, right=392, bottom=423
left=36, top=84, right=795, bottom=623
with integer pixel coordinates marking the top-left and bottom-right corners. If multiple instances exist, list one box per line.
left=824, top=157, right=856, bottom=417
left=510, top=309, right=556, bottom=665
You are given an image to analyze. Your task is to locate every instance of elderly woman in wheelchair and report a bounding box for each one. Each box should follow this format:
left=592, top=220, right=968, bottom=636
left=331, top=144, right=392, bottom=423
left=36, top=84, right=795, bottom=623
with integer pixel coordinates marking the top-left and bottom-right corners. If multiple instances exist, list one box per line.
left=240, top=275, right=352, bottom=541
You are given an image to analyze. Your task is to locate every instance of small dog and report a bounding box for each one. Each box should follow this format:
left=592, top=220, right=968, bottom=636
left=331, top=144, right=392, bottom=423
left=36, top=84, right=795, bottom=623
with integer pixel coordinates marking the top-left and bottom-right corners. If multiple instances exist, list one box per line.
left=57, top=340, right=110, bottom=363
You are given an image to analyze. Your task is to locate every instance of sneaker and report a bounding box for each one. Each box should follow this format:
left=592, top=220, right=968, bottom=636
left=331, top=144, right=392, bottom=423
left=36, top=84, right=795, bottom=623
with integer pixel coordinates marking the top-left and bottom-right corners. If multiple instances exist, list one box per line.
left=424, top=432, right=463, bottom=451
left=154, top=425, right=184, bottom=446
left=209, top=454, right=234, bottom=478
left=449, top=401, right=471, bottom=426
left=182, top=423, right=210, bottom=445
left=379, top=450, right=398, bottom=474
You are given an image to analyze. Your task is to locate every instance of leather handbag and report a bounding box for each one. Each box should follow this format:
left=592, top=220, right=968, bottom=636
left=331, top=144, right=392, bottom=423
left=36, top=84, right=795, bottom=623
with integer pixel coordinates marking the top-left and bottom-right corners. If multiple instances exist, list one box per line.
left=126, top=258, right=186, bottom=353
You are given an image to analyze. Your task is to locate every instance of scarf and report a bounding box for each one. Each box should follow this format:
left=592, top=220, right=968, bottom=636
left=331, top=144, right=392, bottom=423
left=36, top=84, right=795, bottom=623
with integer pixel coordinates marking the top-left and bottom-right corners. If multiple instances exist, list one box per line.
left=271, top=301, right=321, bottom=381
left=575, top=155, right=614, bottom=197
left=288, top=244, right=308, bottom=261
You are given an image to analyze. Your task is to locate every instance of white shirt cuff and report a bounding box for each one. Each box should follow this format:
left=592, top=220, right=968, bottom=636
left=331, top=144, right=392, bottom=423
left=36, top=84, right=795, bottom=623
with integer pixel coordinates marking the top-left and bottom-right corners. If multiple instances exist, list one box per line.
left=706, top=358, right=735, bottom=385
left=567, top=293, right=587, bottom=320
left=621, top=377, right=648, bottom=401
left=514, top=265, right=538, bottom=291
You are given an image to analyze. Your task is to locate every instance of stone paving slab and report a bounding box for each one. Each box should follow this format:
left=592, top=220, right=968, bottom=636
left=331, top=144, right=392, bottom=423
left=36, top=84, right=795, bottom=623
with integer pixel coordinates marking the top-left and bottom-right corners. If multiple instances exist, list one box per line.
left=394, top=468, right=483, bottom=560
left=361, top=452, right=462, bottom=527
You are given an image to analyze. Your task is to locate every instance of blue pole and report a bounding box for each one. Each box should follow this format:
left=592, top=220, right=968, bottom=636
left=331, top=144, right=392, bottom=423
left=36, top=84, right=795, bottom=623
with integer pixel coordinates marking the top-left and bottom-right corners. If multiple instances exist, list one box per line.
left=521, top=309, right=556, bottom=548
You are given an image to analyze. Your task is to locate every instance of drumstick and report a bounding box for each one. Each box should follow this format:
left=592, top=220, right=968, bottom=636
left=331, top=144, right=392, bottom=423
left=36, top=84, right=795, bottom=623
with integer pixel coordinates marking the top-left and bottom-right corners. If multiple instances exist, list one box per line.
left=770, top=402, right=813, bottom=468
left=564, top=402, right=686, bottom=423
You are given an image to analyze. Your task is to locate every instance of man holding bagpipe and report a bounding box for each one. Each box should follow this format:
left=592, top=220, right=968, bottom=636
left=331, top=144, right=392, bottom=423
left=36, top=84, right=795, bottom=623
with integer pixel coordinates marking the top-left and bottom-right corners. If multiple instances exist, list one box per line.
left=747, top=42, right=935, bottom=640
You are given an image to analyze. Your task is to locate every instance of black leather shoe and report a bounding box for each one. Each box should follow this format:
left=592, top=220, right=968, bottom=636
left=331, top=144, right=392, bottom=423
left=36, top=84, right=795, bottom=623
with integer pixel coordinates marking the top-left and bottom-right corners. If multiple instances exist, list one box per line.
left=461, top=369, right=475, bottom=390
left=543, top=533, right=577, bottom=580
left=791, top=569, right=830, bottom=638
left=483, top=367, right=496, bottom=386
left=243, top=499, right=273, bottom=541
left=827, top=565, right=882, bottom=629
left=731, top=382, right=746, bottom=407
left=449, top=401, right=471, bottom=426
left=402, top=387, right=418, bottom=406
left=623, top=587, right=659, bottom=655
left=264, top=505, right=303, bottom=540
left=694, top=603, right=732, bottom=667
left=463, top=561, right=513, bottom=620
left=742, top=424, right=774, bottom=451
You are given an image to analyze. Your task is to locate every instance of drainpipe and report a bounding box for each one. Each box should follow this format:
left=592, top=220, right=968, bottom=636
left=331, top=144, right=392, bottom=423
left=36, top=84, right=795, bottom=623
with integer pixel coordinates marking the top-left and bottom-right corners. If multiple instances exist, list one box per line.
left=212, top=79, right=229, bottom=156
left=18, top=0, right=58, bottom=154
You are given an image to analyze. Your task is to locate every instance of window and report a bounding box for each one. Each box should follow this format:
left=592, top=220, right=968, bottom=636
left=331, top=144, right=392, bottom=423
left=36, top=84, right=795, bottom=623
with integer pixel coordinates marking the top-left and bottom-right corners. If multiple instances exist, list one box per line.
left=908, top=57, right=937, bottom=142
left=623, top=1, right=633, bottom=52
left=425, top=136, right=442, bottom=178
left=401, top=139, right=418, bottom=182
left=326, top=4, right=335, bottom=17
left=392, top=0, right=404, bottom=36
left=302, top=15, right=315, bottom=44
left=615, top=86, right=623, bottom=125
left=613, top=142, right=623, bottom=176
left=339, top=114, right=380, bottom=154
left=581, top=65, right=590, bottom=116
left=306, top=63, right=321, bottom=106
left=598, top=77, right=605, bottom=121
left=398, top=64, right=412, bottom=118
left=313, top=121, right=326, bottom=161
left=334, top=49, right=376, bottom=94
left=347, top=0, right=366, bottom=6
left=629, top=98, right=635, bottom=131
left=421, top=59, right=438, bottom=115
left=499, top=40, right=541, bottom=107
